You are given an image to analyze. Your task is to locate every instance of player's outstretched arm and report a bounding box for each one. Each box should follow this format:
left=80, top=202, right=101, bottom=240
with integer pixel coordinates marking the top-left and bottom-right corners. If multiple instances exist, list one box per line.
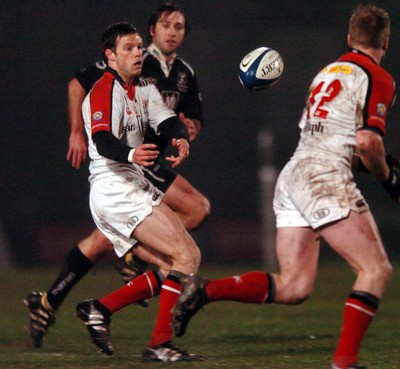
left=157, top=116, right=190, bottom=168
left=166, top=138, right=190, bottom=168
left=356, top=130, right=388, bottom=179
left=178, top=112, right=202, bottom=142
left=67, top=78, right=88, bottom=169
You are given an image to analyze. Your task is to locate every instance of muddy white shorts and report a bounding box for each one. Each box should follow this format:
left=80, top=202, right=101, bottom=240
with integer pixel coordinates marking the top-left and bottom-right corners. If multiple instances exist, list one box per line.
left=89, top=173, right=164, bottom=257
left=273, top=158, right=369, bottom=229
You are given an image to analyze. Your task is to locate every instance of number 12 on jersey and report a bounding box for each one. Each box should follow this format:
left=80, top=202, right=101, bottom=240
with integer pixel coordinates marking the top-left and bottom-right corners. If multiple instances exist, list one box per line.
left=307, top=79, right=341, bottom=119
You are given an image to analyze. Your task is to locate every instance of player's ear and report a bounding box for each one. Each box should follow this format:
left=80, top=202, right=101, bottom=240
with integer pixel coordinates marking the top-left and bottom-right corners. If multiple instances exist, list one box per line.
left=105, top=48, right=115, bottom=62
left=382, top=36, right=389, bottom=51
left=346, top=34, right=352, bottom=47
left=149, top=25, right=155, bottom=37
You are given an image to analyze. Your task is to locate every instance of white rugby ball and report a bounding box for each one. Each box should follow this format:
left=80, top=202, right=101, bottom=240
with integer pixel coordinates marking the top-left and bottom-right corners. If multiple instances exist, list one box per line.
left=238, top=47, right=284, bottom=90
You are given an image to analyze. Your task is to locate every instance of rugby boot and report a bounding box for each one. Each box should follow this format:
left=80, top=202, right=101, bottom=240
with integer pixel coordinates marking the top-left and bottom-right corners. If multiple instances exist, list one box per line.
left=76, top=299, right=113, bottom=356
left=172, top=274, right=208, bottom=337
left=24, top=292, right=56, bottom=348
left=143, top=341, right=204, bottom=362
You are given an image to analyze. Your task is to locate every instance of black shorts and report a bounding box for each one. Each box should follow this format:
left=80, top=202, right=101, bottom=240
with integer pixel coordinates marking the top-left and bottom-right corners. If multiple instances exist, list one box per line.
left=143, top=160, right=178, bottom=193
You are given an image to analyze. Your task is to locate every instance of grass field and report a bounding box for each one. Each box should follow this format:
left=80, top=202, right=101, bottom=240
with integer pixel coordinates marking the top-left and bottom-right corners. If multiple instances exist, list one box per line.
left=0, top=261, right=399, bottom=369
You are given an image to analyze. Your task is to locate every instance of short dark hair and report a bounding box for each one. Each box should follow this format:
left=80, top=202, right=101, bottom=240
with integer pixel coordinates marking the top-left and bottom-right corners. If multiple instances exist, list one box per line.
left=349, top=4, right=390, bottom=49
left=147, top=2, right=190, bottom=41
left=101, top=22, right=138, bottom=63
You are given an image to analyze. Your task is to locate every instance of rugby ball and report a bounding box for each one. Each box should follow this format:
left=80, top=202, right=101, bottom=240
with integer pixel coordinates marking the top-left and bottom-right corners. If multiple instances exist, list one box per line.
left=238, top=47, right=284, bottom=90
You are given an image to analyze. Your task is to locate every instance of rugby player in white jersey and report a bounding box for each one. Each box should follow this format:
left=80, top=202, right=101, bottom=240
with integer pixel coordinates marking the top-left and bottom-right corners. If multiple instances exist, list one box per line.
left=172, top=4, right=398, bottom=369
left=36, top=21, right=201, bottom=362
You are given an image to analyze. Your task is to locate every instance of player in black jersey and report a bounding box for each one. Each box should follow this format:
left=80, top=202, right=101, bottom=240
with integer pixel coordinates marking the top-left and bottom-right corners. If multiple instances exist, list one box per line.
left=24, top=3, right=210, bottom=351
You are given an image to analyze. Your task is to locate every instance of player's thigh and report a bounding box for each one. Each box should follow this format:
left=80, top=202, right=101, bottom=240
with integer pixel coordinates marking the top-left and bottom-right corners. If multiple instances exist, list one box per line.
left=320, top=210, right=389, bottom=272
left=133, top=202, right=197, bottom=256
left=163, top=174, right=207, bottom=213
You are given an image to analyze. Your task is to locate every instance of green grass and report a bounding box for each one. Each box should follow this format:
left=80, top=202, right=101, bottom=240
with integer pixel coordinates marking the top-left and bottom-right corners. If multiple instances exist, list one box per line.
left=0, top=262, right=399, bottom=369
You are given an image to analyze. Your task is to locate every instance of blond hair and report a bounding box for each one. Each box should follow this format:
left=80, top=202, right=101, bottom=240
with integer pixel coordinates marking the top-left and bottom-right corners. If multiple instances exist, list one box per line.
left=349, top=4, right=390, bottom=49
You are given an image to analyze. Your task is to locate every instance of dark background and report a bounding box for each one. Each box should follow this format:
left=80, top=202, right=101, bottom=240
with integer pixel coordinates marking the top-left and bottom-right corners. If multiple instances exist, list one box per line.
left=1, top=0, right=400, bottom=267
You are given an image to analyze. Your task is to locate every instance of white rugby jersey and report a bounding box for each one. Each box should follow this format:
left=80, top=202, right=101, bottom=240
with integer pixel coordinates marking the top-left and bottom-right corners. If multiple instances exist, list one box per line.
left=293, top=49, right=396, bottom=165
left=82, top=69, right=175, bottom=181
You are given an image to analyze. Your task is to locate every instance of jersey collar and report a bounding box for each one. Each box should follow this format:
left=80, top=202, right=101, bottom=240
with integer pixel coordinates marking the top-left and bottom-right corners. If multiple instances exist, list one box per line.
left=148, top=43, right=177, bottom=77
left=104, top=67, right=137, bottom=100
left=349, top=48, right=378, bottom=65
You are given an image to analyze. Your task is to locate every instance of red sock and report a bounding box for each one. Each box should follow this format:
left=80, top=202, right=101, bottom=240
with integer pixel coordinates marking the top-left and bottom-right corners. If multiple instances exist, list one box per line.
left=148, top=274, right=182, bottom=347
left=333, top=293, right=378, bottom=368
left=99, top=271, right=161, bottom=313
left=206, top=271, right=269, bottom=304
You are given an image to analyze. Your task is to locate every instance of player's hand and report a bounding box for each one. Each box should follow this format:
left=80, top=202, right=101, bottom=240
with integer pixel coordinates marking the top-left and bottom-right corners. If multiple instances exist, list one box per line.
left=381, top=154, right=400, bottom=202
left=166, top=138, right=190, bottom=168
left=132, top=143, right=159, bottom=166
left=67, top=131, right=88, bottom=169
left=179, top=112, right=201, bottom=141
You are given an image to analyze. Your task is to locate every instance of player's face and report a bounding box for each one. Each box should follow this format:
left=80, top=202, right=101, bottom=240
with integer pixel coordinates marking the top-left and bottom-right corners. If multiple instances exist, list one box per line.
left=110, top=33, right=143, bottom=82
left=150, top=11, right=185, bottom=57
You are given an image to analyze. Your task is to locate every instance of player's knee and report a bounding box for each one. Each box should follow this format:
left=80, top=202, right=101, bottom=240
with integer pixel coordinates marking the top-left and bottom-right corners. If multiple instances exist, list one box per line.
left=360, top=258, right=393, bottom=286
left=384, top=261, right=393, bottom=283
left=374, top=260, right=393, bottom=286
left=173, top=242, right=201, bottom=272
left=277, top=278, right=313, bottom=304
left=286, top=288, right=312, bottom=305
left=183, top=244, right=201, bottom=268
left=185, top=195, right=211, bottom=231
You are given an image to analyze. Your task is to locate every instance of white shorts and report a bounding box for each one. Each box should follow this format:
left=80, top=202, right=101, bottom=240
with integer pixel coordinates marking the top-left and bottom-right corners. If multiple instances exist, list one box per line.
left=89, top=173, right=163, bottom=257
left=273, top=158, right=369, bottom=229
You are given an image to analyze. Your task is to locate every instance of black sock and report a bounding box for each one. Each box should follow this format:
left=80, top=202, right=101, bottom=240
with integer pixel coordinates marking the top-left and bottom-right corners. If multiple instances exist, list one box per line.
left=46, top=246, right=94, bottom=310
left=265, top=273, right=276, bottom=304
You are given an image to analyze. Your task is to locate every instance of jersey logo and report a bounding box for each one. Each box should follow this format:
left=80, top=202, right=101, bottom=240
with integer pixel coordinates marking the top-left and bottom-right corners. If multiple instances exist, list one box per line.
left=314, top=208, right=330, bottom=220
left=162, top=91, right=179, bottom=110
left=177, top=72, right=188, bottom=93
left=92, top=111, right=103, bottom=121
left=127, top=216, right=139, bottom=229
left=152, top=192, right=161, bottom=202
left=304, top=121, right=324, bottom=135
left=322, top=65, right=352, bottom=75
left=376, top=103, right=386, bottom=116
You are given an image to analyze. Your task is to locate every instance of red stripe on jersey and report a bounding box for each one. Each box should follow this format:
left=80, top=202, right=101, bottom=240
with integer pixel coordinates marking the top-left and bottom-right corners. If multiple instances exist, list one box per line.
left=90, top=71, right=114, bottom=135
left=126, top=83, right=135, bottom=100
left=339, top=50, right=395, bottom=136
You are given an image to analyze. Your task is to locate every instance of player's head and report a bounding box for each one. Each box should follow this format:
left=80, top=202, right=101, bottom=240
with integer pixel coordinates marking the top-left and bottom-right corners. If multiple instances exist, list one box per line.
left=147, top=2, right=189, bottom=56
left=348, top=4, right=390, bottom=51
left=101, top=22, right=143, bottom=79
left=101, top=22, right=140, bottom=64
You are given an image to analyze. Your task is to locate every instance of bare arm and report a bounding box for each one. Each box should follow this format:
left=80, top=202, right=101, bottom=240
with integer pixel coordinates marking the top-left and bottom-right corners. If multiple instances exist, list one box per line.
left=355, top=129, right=389, bottom=181
left=67, top=78, right=88, bottom=169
